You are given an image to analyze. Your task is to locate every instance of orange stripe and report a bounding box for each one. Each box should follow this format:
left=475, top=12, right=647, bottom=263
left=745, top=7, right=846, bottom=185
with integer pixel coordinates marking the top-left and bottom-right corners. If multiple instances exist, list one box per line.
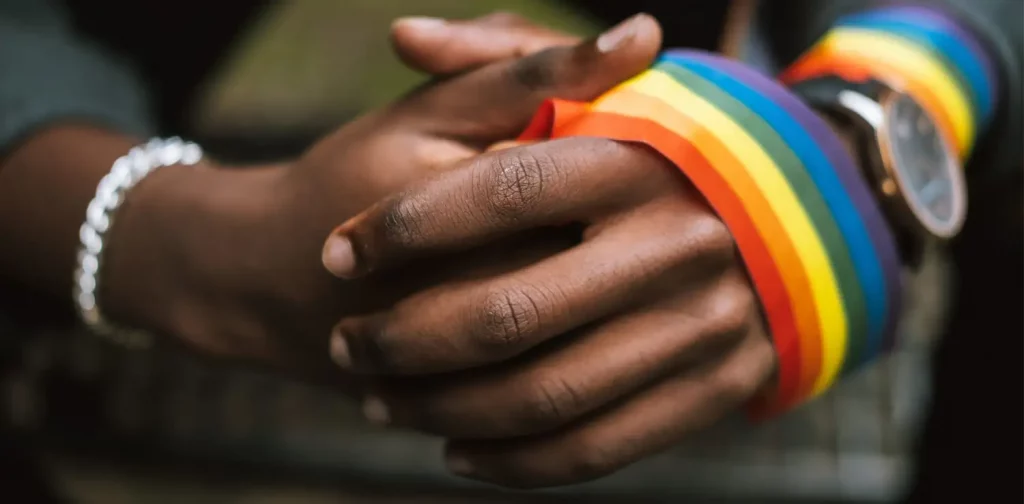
left=540, top=90, right=824, bottom=404
left=586, top=89, right=823, bottom=401
left=553, top=110, right=803, bottom=405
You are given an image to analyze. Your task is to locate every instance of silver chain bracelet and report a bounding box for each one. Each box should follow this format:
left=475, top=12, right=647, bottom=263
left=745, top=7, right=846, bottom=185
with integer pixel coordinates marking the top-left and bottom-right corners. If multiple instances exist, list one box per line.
left=72, top=137, right=203, bottom=348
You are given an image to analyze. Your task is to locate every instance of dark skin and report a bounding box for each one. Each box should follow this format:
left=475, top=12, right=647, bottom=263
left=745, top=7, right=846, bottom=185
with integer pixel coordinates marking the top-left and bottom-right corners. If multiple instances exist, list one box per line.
left=0, top=12, right=866, bottom=489
left=323, top=16, right=887, bottom=489
left=0, top=13, right=659, bottom=375
left=321, top=15, right=776, bottom=488
left=325, top=126, right=776, bottom=487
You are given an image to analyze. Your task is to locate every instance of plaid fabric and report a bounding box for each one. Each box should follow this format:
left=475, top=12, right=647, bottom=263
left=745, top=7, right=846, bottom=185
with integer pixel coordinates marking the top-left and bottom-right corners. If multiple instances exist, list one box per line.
left=1, top=247, right=950, bottom=503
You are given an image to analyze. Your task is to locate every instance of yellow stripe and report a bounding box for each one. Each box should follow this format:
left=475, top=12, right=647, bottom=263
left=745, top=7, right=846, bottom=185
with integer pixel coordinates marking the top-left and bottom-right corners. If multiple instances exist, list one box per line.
left=600, top=71, right=848, bottom=395
left=824, top=27, right=974, bottom=154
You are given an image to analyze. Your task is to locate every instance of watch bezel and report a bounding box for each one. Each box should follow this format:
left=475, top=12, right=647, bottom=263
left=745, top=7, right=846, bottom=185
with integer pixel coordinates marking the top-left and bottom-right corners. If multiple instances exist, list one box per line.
left=796, top=77, right=967, bottom=241
left=864, top=86, right=966, bottom=240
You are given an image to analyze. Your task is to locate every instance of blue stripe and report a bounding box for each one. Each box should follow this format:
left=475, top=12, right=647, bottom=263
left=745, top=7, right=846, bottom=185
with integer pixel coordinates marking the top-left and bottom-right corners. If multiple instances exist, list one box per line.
left=839, top=13, right=994, bottom=124
left=664, top=54, right=889, bottom=368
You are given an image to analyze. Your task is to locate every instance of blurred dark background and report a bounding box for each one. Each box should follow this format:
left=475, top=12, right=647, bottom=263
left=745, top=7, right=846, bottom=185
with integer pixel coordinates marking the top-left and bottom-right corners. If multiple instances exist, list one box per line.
left=1, top=1, right=1020, bottom=503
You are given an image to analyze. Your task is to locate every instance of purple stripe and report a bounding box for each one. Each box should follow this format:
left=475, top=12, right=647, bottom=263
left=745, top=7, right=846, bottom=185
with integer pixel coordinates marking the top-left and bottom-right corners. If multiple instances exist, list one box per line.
left=879, top=5, right=999, bottom=101
left=674, top=50, right=905, bottom=348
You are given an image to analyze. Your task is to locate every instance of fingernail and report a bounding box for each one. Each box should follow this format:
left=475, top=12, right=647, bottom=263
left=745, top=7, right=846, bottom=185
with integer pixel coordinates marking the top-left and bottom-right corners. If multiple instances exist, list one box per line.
left=322, top=234, right=356, bottom=278
left=362, top=396, right=391, bottom=426
left=445, top=451, right=475, bottom=476
left=393, top=16, right=447, bottom=33
left=596, top=13, right=644, bottom=53
left=329, top=331, right=351, bottom=369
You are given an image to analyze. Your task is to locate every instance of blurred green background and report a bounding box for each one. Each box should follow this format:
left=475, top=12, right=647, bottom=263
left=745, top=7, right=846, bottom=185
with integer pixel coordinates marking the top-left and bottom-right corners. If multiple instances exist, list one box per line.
left=193, top=0, right=601, bottom=135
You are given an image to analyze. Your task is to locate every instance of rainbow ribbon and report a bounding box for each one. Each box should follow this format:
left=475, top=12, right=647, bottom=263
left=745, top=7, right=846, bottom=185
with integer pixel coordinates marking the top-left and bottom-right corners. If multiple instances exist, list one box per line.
left=520, top=51, right=902, bottom=412
left=518, top=6, right=997, bottom=414
left=781, top=5, right=998, bottom=159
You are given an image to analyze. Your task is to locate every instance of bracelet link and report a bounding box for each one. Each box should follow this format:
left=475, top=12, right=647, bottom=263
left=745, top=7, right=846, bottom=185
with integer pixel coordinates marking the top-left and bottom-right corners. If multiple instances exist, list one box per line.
left=72, top=137, right=204, bottom=348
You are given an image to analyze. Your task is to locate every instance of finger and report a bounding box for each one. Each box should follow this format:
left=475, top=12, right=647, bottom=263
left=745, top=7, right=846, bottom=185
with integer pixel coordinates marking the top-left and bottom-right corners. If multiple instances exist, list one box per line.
left=404, top=12, right=661, bottom=143
left=330, top=193, right=734, bottom=375
left=369, top=268, right=757, bottom=438
left=444, top=327, right=776, bottom=489
left=391, top=12, right=580, bottom=75
left=322, top=138, right=673, bottom=279
left=485, top=139, right=532, bottom=152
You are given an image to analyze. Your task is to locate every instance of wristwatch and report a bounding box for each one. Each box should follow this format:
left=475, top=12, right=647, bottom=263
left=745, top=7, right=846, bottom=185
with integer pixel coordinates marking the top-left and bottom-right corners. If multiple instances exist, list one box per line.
left=791, top=76, right=966, bottom=264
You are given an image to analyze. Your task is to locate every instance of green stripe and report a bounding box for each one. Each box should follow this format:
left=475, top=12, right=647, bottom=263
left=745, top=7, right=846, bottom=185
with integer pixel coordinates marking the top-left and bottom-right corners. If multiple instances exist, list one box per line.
left=653, top=61, right=868, bottom=373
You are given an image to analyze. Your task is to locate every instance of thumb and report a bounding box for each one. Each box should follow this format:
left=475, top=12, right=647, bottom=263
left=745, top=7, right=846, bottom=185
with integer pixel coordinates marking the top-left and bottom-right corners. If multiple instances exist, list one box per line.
left=402, top=13, right=662, bottom=146
left=391, top=12, right=579, bottom=75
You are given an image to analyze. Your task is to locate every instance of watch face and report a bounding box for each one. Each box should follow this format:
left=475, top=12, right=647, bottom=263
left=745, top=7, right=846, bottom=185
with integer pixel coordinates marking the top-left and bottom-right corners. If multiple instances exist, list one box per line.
left=883, top=93, right=966, bottom=238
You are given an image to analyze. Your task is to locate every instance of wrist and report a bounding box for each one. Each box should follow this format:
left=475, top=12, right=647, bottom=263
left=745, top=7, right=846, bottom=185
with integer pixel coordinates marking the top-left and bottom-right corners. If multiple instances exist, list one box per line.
left=100, top=156, right=293, bottom=357
left=0, top=125, right=139, bottom=300
left=780, top=5, right=998, bottom=160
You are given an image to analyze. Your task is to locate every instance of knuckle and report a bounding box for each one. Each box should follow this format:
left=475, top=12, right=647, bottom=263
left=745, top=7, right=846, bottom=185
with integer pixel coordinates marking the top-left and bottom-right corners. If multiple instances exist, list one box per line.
left=380, top=193, right=430, bottom=250
left=658, top=206, right=736, bottom=274
left=704, top=274, right=758, bottom=342
left=518, top=374, right=584, bottom=431
left=475, top=286, right=542, bottom=352
left=482, top=150, right=554, bottom=221
left=713, top=358, right=765, bottom=403
left=507, top=46, right=563, bottom=90
left=713, top=336, right=776, bottom=404
left=687, top=211, right=736, bottom=264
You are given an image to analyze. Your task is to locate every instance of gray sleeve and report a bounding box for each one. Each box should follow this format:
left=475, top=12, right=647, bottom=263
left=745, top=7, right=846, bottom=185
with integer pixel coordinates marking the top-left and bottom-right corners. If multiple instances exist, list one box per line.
left=0, top=0, right=155, bottom=156
left=0, top=0, right=156, bottom=348
left=743, top=0, right=1022, bottom=180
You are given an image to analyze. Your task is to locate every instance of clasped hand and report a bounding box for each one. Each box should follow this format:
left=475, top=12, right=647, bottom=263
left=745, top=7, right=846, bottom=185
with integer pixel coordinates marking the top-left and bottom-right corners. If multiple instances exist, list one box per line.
left=124, top=12, right=776, bottom=488
left=315, top=14, right=776, bottom=488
